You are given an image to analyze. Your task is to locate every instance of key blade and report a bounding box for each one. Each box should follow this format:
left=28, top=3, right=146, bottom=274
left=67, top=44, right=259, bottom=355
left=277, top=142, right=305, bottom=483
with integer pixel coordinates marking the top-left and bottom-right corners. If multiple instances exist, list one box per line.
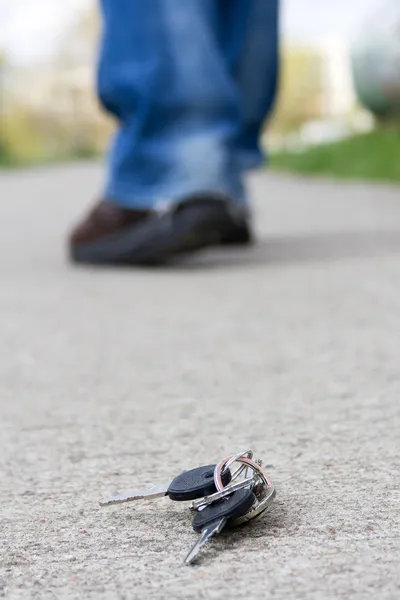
left=99, top=483, right=169, bottom=506
left=184, top=518, right=227, bottom=565
left=191, top=476, right=254, bottom=511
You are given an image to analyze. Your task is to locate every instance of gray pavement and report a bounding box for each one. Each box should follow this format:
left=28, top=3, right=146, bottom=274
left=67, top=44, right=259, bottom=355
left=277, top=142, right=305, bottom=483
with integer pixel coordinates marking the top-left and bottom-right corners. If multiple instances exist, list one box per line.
left=0, top=164, right=399, bottom=599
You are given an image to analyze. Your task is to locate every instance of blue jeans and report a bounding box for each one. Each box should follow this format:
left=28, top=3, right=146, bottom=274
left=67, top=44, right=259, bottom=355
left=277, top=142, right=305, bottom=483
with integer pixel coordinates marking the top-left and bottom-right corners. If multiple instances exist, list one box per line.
left=98, top=0, right=279, bottom=209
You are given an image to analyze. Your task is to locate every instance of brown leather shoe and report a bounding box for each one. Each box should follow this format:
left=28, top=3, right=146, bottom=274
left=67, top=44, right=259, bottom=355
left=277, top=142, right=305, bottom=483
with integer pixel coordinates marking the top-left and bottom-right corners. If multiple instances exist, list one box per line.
left=69, top=197, right=252, bottom=265
left=69, top=201, right=152, bottom=246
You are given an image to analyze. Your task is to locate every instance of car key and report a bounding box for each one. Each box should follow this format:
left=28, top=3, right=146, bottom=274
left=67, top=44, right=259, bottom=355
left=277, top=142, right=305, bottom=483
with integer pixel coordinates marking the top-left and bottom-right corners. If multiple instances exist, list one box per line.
left=184, top=488, right=255, bottom=565
left=213, top=454, right=276, bottom=526
left=191, top=476, right=254, bottom=511
left=99, top=464, right=232, bottom=506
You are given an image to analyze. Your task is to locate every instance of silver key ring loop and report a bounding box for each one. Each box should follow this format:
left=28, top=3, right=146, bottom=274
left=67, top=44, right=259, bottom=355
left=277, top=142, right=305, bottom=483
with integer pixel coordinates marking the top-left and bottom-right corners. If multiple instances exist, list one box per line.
left=214, top=455, right=273, bottom=492
left=222, top=450, right=253, bottom=479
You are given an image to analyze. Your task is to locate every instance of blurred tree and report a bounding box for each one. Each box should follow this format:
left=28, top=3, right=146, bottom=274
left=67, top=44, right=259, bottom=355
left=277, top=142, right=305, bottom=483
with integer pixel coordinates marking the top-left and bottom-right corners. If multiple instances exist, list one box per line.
left=0, top=50, right=12, bottom=165
left=0, top=51, right=5, bottom=116
left=49, top=6, right=111, bottom=158
left=270, top=44, right=326, bottom=135
left=0, top=6, right=107, bottom=167
left=55, top=6, right=100, bottom=69
left=2, top=106, right=44, bottom=164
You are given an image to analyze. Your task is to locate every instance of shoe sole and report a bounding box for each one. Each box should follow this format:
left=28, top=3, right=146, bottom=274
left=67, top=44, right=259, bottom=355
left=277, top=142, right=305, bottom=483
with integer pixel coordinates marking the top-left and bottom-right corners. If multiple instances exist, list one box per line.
left=70, top=200, right=244, bottom=265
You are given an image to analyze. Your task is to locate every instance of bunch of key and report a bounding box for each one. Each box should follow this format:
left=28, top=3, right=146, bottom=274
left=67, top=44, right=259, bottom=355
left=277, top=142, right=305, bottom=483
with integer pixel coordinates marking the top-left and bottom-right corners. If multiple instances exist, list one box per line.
left=100, top=450, right=276, bottom=565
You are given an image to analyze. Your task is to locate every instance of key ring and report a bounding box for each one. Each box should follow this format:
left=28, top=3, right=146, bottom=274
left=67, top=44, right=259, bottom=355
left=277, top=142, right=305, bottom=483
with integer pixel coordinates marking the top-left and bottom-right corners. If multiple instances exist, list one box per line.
left=222, top=450, right=253, bottom=483
left=191, top=451, right=257, bottom=511
left=214, top=455, right=273, bottom=492
left=191, top=451, right=254, bottom=511
left=215, top=454, right=275, bottom=526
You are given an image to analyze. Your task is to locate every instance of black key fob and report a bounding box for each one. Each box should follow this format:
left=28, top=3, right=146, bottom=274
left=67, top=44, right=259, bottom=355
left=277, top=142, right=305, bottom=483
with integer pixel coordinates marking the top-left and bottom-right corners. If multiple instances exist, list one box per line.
left=168, top=464, right=232, bottom=501
left=192, top=488, right=255, bottom=533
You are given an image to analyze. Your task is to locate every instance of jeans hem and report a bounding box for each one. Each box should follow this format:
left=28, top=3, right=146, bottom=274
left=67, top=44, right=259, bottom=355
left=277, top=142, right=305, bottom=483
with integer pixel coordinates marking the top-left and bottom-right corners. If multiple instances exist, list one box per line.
left=105, top=182, right=248, bottom=210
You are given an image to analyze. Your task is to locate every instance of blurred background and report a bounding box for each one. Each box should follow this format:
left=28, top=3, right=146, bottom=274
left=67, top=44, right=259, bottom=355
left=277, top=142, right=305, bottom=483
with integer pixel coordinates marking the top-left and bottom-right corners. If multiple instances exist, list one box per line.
left=0, top=0, right=399, bottom=181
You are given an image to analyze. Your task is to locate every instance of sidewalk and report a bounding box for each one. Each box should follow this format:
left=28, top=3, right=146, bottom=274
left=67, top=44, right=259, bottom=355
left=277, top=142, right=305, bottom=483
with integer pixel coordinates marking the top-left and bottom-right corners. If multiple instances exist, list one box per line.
left=1, top=165, right=399, bottom=599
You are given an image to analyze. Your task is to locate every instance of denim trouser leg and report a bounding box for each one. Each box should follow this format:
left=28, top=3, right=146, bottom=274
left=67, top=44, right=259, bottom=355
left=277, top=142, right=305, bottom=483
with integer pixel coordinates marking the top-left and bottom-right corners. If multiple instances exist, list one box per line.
left=226, top=1, right=280, bottom=169
left=98, top=0, right=279, bottom=209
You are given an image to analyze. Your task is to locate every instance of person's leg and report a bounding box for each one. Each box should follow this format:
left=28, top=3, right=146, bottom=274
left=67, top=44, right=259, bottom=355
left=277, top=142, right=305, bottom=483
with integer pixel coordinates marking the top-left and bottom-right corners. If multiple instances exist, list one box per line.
left=68, top=0, right=265, bottom=264
left=219, top=0, right=280, bottom=170
left=97, top=0, right=245, bottom=210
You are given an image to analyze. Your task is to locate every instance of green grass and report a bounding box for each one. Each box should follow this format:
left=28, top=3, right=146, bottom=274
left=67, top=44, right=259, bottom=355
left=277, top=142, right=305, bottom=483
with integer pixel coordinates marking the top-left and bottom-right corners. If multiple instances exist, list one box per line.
left=0, top=148, right=102, bottom=170
left=270, top=130, right=400, bottom=183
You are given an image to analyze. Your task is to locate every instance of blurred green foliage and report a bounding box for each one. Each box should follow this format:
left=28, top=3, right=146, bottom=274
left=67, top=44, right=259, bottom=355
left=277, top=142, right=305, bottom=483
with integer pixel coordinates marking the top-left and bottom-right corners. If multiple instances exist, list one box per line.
left=270, top=129, right=400, bottom=182
left=0, top=13, right=107, bottom=169
left=270, top=44, right=326, bottom=135
left=0, top=106, right=105, bottom=168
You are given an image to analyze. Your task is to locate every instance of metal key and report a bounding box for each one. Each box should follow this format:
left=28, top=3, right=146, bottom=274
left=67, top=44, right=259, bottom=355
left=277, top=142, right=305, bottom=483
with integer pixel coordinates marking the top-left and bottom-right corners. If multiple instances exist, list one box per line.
left=214, top=454, right=276, bottom=526
left=184, top=488, right=255, bottom=565
left=99, top=464, right=232, bottom=506
left=191, top=476, right=254, bottom=510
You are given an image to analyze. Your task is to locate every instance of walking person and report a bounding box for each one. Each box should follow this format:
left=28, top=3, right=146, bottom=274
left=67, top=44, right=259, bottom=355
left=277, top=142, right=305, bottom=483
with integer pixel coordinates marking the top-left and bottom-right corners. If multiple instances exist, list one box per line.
left=69, top=0, right=280, bottom=265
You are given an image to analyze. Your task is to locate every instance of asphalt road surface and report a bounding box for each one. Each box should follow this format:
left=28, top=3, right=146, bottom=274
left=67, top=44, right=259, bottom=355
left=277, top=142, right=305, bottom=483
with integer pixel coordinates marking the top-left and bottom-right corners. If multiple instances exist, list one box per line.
left=1, top=165, right=399, bottom=599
